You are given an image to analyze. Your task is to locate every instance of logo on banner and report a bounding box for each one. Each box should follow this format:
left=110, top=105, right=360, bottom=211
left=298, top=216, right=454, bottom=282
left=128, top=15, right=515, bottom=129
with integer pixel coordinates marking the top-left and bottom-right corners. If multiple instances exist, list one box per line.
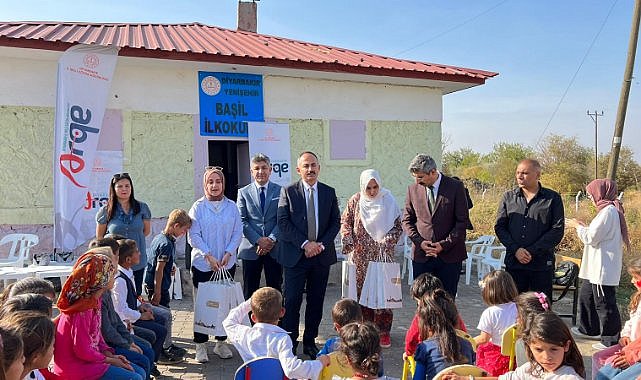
left=59, top=105, right=98, bottom=188
left=84, top=54, right=99, bottom=69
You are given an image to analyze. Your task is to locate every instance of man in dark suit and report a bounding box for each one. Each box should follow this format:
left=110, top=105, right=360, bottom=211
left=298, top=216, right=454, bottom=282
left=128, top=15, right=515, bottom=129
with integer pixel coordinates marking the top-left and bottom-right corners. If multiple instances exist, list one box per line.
left=237, top=153, right=283, bottom=300
left=402, top=154, right=470, bottom=298
left=276, top=151, right=340, bottom=358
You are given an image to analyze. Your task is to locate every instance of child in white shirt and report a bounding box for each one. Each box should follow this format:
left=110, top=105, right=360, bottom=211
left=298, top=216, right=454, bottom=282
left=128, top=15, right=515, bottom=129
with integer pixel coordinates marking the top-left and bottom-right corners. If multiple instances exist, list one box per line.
left=223, top=287, right=329, bottom=379
left=475, top=270, right=519, bottom=376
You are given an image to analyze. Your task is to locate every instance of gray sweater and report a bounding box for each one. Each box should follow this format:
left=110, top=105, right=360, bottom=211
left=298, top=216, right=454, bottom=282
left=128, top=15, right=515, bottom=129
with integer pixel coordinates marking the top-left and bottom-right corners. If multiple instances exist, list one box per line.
left=101, top=289, right=134, bottom=348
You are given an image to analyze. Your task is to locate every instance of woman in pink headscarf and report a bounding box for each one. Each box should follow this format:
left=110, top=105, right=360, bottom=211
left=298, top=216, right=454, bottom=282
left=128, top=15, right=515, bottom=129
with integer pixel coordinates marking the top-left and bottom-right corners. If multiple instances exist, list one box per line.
left=566, top=179, right=630, bottom=350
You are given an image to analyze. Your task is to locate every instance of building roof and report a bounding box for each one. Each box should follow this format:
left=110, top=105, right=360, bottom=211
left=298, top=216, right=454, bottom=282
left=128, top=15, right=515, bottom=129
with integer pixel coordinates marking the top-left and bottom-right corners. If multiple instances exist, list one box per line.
left=0, top=21, right=497, bottom=85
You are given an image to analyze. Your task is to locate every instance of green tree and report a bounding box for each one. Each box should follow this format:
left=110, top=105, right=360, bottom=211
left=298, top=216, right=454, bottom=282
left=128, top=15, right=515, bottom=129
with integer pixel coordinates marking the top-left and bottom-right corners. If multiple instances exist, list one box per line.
left=596, top=146, right=640, bottom=190
left=537, top=134, right=591, bottom=193
left=485, top=142, right=535, bottom=188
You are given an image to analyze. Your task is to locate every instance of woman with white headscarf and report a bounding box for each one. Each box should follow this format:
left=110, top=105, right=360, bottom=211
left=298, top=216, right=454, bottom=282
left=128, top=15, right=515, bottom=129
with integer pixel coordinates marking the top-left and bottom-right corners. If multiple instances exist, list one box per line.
left=341, top=169, right=402, bottom=348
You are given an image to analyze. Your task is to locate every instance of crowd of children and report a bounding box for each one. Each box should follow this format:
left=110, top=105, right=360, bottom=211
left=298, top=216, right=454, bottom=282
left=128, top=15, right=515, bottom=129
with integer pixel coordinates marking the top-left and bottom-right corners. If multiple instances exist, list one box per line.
left=0, top=208, right=191, bottom=380
left=0, top=208, right=636, bottom=380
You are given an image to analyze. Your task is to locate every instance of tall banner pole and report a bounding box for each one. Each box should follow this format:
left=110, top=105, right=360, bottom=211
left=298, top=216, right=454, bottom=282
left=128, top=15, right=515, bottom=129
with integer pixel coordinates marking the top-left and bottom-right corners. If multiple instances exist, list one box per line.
left=53, top=44, right=118, bottom=252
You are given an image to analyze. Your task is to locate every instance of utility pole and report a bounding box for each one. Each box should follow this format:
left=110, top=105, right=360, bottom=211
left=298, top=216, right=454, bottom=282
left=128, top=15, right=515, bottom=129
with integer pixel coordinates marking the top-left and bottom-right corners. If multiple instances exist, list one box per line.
left=588, top=110, right=604, bottom=179
left=607, top=0, right=641, bottom=180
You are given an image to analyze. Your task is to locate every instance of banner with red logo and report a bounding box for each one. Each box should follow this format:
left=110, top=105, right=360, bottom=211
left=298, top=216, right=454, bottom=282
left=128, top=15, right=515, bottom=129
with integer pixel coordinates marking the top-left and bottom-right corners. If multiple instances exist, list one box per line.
left=247, top=122, right=291, bottom=187
left=54, top=44, right=119, bottom=252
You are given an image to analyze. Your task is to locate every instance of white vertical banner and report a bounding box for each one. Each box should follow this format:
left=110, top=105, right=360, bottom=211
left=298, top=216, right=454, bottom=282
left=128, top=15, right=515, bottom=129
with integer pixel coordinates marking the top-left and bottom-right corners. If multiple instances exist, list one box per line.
left=54, top=44, right=119, bottom=252
left=247, top=122, right=292, bottom=187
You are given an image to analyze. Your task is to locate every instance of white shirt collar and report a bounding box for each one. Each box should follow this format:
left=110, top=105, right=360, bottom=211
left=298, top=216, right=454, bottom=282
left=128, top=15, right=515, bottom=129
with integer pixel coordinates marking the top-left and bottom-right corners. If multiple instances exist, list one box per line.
left=254, top=181, right=270, bottom=190
left=431, top=171, right=442, bottom=195
left=118, top=265, right=134, bottom=279
left=302, top=181, right=318, bottom=192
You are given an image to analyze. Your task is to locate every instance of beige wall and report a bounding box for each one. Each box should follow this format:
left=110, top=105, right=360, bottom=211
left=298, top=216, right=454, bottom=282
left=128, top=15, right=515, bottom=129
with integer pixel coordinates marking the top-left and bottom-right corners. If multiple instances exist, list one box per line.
left=0, top=106, right=439, bottom=225
left=0, top=106, right=54, bottom=223
left=283, top=118, right=441, bottom=209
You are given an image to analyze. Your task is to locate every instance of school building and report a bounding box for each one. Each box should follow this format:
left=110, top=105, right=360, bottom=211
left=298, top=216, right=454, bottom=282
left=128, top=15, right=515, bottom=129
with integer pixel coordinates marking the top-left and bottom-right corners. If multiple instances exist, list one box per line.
left=0, top=19, right=497, bottom=254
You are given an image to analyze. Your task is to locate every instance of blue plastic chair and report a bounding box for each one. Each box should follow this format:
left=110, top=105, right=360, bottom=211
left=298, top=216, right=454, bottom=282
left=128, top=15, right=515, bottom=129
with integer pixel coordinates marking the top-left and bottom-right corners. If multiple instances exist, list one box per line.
left=234, top=356, right=289, bottom=380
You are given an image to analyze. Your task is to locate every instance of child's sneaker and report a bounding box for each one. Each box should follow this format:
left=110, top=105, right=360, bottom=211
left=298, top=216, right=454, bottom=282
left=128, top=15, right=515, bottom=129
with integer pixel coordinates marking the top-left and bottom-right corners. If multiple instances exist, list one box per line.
left=379, top=333, right=391, bottom=348
left=165, top=344, right=187, bottom=357
left=158, top=349, right=184, bottom=365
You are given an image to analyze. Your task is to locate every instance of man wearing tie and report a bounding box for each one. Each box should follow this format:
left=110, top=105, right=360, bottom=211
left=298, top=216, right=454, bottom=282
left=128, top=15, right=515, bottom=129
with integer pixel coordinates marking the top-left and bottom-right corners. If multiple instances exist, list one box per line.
left=276, top=151, right=341, bottom=358
left=237, top=153, right=283, bottom=300
left=402, top=154, right=470, bottom=298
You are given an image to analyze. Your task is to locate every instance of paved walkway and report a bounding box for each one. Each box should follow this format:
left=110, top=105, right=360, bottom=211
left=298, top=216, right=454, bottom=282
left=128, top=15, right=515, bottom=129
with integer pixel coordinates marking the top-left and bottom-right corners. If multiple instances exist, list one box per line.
left=158, top=256, right=597, bottom=379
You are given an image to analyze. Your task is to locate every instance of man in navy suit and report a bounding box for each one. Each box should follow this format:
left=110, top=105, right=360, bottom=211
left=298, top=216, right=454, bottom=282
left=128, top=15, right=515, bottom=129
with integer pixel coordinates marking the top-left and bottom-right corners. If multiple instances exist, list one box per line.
left=276, top=151, right=340, bottom=359
left=402, top=154, right=470, bottom=298
left=237, top=153, right=283, bottom=300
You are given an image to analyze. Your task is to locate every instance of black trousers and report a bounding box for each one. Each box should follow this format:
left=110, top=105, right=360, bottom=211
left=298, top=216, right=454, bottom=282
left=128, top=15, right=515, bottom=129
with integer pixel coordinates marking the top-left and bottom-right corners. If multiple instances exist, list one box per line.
left=281, top=255, right=330, bottom=346
left=191, top=265, right=236, bottom=344
left=578, top=280, right=621, bottom=346
left=241, top=254, right=283, bottom=300
left=412, top=257, right=462, bottom=299
left=506, top=267, right=554, bottom=303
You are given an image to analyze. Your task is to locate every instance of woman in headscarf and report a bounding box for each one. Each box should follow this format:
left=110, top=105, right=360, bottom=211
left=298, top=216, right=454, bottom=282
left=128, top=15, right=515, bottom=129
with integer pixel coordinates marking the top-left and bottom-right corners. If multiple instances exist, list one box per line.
left=188, top=166, right=243, bottom=363
left=341, top=169, right=403, bottom=348
left=566, top=179, right=630, bottom=350
left=53, top=248, right=145, bottom=380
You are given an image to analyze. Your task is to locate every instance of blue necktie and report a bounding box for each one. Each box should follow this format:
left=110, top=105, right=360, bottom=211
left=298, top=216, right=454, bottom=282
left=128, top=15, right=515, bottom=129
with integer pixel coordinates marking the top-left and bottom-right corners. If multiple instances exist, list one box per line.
left=259, top=186, right=266, bottom=212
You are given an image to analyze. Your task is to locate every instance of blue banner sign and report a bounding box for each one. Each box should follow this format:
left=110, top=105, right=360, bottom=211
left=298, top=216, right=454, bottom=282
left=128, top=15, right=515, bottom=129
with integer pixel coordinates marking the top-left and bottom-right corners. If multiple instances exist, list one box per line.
left=198, top=71, right=264, bottom=137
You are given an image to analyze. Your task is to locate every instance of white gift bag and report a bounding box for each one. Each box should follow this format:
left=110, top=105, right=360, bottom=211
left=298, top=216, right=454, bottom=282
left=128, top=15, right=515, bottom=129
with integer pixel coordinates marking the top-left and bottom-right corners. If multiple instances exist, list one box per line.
left=193, top=280, right=229, bottom=336
left=193, top=269, right=248, bottom=335
left=359, top=260, right=378, bottom=308
left=341, top=258, right=357, bottom=300
left=377, top=261, right=403, bottom=309
left=359, top=249, right=402, bottom=309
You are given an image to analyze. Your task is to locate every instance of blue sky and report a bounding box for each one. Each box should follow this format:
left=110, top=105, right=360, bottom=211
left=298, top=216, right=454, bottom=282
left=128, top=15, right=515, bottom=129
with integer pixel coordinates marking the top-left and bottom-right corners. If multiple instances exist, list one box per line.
left=3, top=0, right=640, bottom=160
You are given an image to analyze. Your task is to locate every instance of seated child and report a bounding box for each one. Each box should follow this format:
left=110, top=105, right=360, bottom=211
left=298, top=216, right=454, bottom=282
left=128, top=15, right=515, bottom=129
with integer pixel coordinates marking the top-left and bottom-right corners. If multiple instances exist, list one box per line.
left=444, top=312, right=585, bottom=380
left=113, top=239, right=178, bottom=364
left=514, top=292, right=549, bottom=367
left=593, top=258, right=641, bottom=380
left=89, top=237, right=156, bottom=379
left=0, top=311, right=55, bottom=380
left=0, top=293, right=53, bottom=318
left=474, top=270, right=518, bottom=376
left=143, top=209, right=191, bottom=358
left=0, top=325, right=24, bottom=380
left=405, top=273, right=467, bottom=358
left=413, top=289, right=475, bottom=380
left=3, top=277, right=56, bottom=301
left=53, top=249, right=145, bottom=380
left=317, top=299, right=363, bottom=356
left=339, top=322, right=399, bottom=380
left=223, top=287, right=330, bottom=379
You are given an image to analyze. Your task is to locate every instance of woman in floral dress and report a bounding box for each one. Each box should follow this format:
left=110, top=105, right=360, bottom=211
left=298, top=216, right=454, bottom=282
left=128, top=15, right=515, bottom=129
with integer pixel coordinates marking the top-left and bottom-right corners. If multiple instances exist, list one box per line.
left=341, top=169, right=402, bottom=348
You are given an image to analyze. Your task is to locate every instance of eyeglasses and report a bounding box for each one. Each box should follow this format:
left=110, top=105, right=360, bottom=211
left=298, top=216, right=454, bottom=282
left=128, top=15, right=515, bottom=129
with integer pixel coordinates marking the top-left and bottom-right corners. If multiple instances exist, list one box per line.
left=205, top=166, right=223, bottom=172
left=113, top=172, right=130, bottom=180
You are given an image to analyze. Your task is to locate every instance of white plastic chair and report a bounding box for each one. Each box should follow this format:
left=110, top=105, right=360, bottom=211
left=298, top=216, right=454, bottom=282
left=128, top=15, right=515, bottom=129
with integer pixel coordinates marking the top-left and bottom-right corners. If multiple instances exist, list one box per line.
left=464, top=235, right=495, bottom=285
left=480, top=245, right=507, bottom=279
left=0, top=233, right=39, bottom=268
left=401, top=235, right=414, bottom=285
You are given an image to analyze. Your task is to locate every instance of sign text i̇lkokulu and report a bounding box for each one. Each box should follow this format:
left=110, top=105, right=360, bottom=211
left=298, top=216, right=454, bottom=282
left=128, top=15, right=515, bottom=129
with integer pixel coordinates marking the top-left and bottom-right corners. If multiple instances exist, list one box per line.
left=198, top=72, right=264, bottom=137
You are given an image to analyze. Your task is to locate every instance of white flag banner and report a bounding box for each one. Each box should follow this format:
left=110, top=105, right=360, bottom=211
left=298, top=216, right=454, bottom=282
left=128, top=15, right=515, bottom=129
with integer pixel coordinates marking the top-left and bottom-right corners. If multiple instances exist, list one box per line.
left=247, top=122, right=292, bottom=187
left=54, top=44, right=118, bottom=252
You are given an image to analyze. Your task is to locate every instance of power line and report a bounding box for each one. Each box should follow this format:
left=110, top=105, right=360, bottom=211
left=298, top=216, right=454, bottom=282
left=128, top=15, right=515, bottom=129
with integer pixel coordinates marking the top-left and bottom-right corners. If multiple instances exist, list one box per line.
left=393, top=0, right=511, bottom=57
left=534, top=0, right=619, bottom=148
